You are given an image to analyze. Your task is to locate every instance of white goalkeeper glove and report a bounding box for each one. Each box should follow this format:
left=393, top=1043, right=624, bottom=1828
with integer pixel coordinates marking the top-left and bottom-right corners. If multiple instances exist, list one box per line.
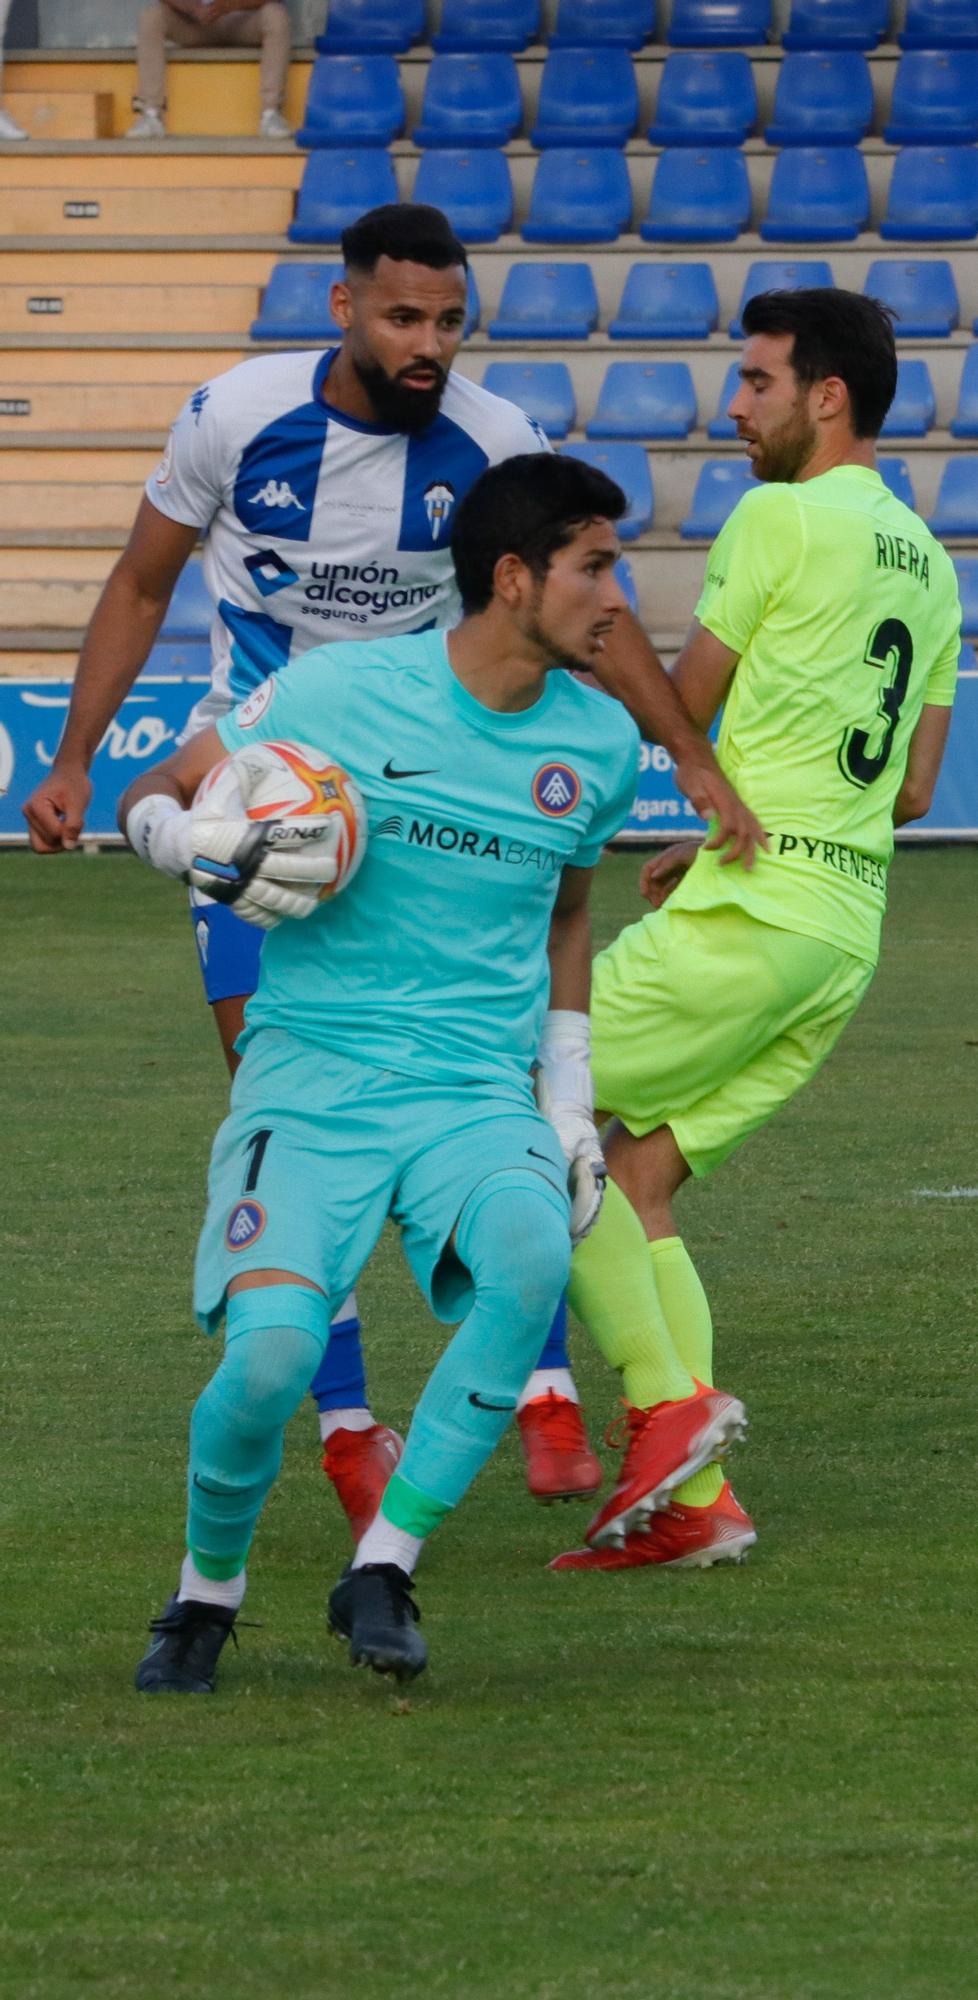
left=534, top=1009, right=607, bottom=1247
left=125, top=753, right=339, bottom=930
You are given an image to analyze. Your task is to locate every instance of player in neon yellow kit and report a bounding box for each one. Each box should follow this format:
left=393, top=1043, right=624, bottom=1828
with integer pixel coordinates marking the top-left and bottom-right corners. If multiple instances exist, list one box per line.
left=550, top=288, right=961, bottom=1570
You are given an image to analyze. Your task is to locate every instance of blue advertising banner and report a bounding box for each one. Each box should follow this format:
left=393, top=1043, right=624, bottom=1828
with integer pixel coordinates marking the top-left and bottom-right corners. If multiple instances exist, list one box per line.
left=0, top=666, right=975, bottom=842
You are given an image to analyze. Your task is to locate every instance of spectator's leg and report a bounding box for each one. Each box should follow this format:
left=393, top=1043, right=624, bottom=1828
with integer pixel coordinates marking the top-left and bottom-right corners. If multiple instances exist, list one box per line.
left=222, top=4, right=291, bottom=115
left=135, top=3, right=170, bottom=115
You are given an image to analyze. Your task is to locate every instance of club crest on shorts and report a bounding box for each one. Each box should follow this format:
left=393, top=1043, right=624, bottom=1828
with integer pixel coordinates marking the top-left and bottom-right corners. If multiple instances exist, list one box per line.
left=532, top=762, right=581, bottom=817
left=225, top=1199, right=266, bottom=1250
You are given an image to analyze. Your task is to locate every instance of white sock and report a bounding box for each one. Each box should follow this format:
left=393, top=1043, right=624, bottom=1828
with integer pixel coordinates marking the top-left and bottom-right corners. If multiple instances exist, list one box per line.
left=517, top=1367, right=579, bottom=1411
left=352, top=1513, right=423, bottom=1576
left=178, top=1553, right=246, bottom=1611
left=319, top=1405, right=374, bottom=1442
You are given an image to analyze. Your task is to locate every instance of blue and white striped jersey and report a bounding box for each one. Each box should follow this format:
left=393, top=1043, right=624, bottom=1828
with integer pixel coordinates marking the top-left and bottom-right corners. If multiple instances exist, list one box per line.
left=146, top=349, right=550, bottom=741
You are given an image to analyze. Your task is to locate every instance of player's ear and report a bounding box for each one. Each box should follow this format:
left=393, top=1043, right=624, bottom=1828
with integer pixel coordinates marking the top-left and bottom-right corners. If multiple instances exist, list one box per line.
left=818, top=374, right=848, bottom=423
left=492, top=551, right=529, bottom=609
left=330, top=279, right=354, bottom=331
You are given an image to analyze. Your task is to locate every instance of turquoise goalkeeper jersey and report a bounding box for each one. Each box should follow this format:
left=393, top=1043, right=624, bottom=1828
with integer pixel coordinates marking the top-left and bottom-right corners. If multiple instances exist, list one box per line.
left=216, top=628, right=639, bottom=1089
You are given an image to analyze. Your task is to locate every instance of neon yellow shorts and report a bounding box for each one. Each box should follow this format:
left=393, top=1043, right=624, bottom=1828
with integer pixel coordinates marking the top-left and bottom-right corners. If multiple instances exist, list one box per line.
left=591, top=903, right=874, bottom=1178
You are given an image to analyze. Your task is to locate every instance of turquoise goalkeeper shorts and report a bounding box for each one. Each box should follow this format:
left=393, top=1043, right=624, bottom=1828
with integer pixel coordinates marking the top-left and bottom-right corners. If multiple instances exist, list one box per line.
left=193, top=1027, right=570, bottom=1334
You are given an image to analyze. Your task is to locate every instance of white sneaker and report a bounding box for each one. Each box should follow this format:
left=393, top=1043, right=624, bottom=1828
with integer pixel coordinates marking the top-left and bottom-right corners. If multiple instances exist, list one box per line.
left=0, top=107, right=28, bottom=140
left=258, top=108, right=291, bottom=139
left=125, top=109, right=166, bottom=139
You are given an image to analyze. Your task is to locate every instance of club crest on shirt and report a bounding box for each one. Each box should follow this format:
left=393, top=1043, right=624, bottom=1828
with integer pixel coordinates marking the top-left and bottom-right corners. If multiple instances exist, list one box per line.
left=532, top=762, right=581, bottom=817
left=423, top=481, right=455, bottom=543
left=225, top=1199, right=266, bottom=1250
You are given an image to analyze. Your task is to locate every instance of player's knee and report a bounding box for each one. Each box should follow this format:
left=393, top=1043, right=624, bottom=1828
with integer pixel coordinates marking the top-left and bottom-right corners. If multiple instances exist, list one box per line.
left=457, top=1173, right=571, bottom=1326
left=219, top=1287, right=329, bottom=1433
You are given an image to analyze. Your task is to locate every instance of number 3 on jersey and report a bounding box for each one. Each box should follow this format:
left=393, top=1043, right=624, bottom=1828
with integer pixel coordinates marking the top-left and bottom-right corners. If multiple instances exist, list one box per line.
left=839, top=617, right=914, bottom=789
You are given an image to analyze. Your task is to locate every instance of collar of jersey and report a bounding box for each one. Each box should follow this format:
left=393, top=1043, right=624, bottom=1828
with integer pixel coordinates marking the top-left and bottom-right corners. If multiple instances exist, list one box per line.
left=313, top=348, right=429, bottom=438
left=437, top=632, right=561, bottom=735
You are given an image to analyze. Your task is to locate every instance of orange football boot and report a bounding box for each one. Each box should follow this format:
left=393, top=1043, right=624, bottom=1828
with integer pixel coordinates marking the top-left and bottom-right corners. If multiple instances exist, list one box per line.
left=322, top=1423, right=404, bottom=1542
left=583, top=1382, right=747, bottom=1548
left=517, top=1391, right=603, bottom=1502
left=550, top=1482, right=756, bottom=1570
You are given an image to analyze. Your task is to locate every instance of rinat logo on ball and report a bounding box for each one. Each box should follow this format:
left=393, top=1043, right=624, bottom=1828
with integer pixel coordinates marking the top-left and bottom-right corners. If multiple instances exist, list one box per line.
left=532, top=762, right=581, bottom=817
left=245, top=739, right=367, bottom=899
left=225, top=1199, right=266, bottom=1250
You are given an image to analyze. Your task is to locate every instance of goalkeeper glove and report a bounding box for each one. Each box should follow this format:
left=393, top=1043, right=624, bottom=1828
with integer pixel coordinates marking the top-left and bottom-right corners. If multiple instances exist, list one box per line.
left=534, top=1009, right=607, bottom=1246
left=125, top=756, right=338, bottom=929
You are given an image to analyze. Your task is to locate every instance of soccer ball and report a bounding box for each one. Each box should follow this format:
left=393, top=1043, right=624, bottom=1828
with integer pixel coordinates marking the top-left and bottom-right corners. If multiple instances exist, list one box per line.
left=193, top=738, right=368, bottom=910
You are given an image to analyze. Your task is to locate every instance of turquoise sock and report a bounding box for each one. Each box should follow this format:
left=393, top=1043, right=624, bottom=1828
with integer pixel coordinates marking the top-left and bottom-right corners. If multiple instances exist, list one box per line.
left=393, top=1173, right=571, bottom=1527
left=187, top=1285, right=330, bottom=1578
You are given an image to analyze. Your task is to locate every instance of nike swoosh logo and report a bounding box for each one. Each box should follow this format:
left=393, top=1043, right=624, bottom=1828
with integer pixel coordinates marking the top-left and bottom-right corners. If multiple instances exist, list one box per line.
left=527, top=1148, right=553, bottom=1163
left=382, top=759, right=439, bottom=781
left=468, top=1391, right=517, bottom=1413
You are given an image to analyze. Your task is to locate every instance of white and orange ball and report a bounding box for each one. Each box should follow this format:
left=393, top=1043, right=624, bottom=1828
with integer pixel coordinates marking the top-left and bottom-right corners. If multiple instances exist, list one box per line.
left=195, top=738, right=368, bottom=904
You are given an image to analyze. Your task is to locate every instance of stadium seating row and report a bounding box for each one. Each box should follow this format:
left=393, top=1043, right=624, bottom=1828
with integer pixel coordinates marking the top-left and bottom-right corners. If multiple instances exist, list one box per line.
left=252, top=257, right=978, bottom=342
left=287, top=144, right=978, bottom=245
left=317, top=0, right=978, bottom=57
left=297, top=49, right=978, bottom=151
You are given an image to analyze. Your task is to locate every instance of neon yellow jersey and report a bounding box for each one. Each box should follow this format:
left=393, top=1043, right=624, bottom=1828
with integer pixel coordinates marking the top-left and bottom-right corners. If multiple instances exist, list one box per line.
left=672, top=466, right=961, bottom=964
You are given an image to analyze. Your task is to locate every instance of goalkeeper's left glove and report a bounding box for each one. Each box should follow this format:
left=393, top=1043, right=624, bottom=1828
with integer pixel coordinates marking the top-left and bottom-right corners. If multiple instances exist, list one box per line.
left=534, top=1009, right=607, bottom=1247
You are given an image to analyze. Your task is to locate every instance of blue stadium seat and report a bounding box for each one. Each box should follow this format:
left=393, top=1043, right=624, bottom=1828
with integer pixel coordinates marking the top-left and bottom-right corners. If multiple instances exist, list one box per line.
left=880, top=147, right=978, bottom=241
left=879, top=458, right=917, bottom=511
left=729, top=257, right=834, bottom=335
left=288, top=150, right=398, bottom=242
left=296, top=56, right=404, bottom=147
left=316, top=0, right=423, bottom=53
left=143, top=640, right=211, bottom=677
left=760, top=147, right=869, bottom=241
left=952, top=557, right=978, bottom=634
left=586, top=361, right=697, bottom=439
left=413, top=149, right=513, bottom=241
left=609, top=261, right=719, bottom=337
left=765, top=53, right=874, bottom=146
left=414, top=54, right=522, bottom=146
left=614, top=555, right=639, bottom=613
left=863, top=258, right=959, bottom=336
left=927, top=458, right=978, bottom=532
left=163, top=560, right=212, bottom=639
left=488, top=261, right=599, bottom=337
left=562, top=442, right=653, bottom=538
left=950, top=347, right=978, bottom=436
left=647, top=52, right=757, bottom=147
left=680, top=460, right=756, bottom=538
left=641, top=147, right=750, bottom=242
left=523, top=149, right=633, bottom=243
left=668, top=0, right=771, bottom=46
left=706, top=362, right=742, bottom=438
left=959, top=640, right=977, bottom=671
left=549, top=0, right=654, bottom=50
left=783, top=0, right=888, bottom=50
left=433, top=0, right=540, bottom=50
left=884, top=53, right=978, bottom=147
left=463, top=266, right=481, bottom=333
left=481, top=361, right=576, bottom=436
left=531, top=49, right=639, bottom=147
left=250, top=262, right=343, bottom=340
left=899, top=0, right=978, bottom=49
left=879, top=360, right=936, bottom=438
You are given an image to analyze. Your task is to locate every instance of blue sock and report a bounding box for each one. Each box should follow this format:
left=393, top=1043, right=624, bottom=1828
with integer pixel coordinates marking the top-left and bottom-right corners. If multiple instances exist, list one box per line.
left=309, top=1293, right=368, bottom=1412
left=535, top=1294, right=570, bottom=1371
left=187, top=1285, right=330, bottom=1578
left=387, top=1173, right=571, bottom=1528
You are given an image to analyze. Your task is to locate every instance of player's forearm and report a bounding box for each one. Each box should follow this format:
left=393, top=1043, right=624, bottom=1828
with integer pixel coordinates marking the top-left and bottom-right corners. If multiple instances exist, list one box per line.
left=546, top=902, right=592, bottom=1014
left=590, top=612, right=714, bottom=764
left=55, top=564, right=176, bottom=771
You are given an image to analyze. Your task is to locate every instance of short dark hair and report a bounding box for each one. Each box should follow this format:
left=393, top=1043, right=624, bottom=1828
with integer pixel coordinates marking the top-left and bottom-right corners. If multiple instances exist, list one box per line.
left=451, top=454, right=626, bottom=615
left=341, top=202, right=468, bottom=276
left=741, top=287, right=897, bottom=438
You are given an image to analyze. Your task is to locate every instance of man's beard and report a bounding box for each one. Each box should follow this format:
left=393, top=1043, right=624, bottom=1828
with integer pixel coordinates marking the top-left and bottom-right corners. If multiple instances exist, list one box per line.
left=752, top=406, right=818, bottom=482
left=353, top=356, right=447, bottom=434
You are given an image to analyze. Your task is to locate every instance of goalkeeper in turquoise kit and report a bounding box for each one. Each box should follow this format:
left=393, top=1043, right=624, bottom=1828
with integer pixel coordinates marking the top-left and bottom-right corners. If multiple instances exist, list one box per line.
left=119, top=452, right=639, bottom=1689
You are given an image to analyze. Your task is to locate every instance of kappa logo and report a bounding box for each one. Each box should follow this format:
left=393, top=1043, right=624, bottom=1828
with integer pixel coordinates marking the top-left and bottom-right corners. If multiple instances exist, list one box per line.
left=532, top=762, right=582, bottom=817
left=423, top=481, right=455, bottom=543
left=224, top=1199, right=266, bottom=1250
left=250, top=478, right=305, bottom=512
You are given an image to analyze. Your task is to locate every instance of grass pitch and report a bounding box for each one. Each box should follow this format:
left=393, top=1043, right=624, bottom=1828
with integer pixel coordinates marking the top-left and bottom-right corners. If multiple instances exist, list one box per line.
left=2, top=847, right=976, bottom=2000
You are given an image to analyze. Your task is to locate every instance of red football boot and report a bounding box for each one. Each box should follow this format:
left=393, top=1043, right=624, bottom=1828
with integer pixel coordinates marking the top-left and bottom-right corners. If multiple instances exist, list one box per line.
left=517, top=1391, right=603, bottom=1503
left=322, top=1423, right=404, bottom=1543
left=549, top=1482, right=756, bottom=1571
left=583, top=1382, right=747, bottom=1549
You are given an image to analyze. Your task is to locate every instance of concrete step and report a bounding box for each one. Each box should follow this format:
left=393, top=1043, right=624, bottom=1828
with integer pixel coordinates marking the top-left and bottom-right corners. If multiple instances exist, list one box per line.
left=0, top=283, right=259, bottom=335
left=7, top=53, right=316, bottom=138
left=0, top=248, right=277, bottom=284
left=0, top=382, right=195, bottom=429
left=0, top=347, right=243, bottom=380
left=0, top=546, right=117, bottom=577
left=4, top=90, right=114, bottom=139
left=0, top=186, right=294, bottom=237
left=0, top=152, right=304, bottom=188
left=0, top=482, right=152, bottom=531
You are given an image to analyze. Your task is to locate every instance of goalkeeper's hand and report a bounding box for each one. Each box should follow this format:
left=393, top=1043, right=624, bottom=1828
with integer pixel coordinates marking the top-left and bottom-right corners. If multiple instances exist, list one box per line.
left=125, top=753, right=339, bottom=929
left=534, top=1010, right=607, bottom=1247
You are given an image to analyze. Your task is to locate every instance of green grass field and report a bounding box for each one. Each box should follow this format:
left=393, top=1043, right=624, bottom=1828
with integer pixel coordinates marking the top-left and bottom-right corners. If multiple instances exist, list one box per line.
left=2, top=846, right=976, bottom=2000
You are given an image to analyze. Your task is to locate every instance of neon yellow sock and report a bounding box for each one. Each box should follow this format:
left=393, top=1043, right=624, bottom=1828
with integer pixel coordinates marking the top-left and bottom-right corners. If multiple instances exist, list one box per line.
left=569, top=1180, right=695, bottom=1408
left=649, top=1236, right=723, bottom=1506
